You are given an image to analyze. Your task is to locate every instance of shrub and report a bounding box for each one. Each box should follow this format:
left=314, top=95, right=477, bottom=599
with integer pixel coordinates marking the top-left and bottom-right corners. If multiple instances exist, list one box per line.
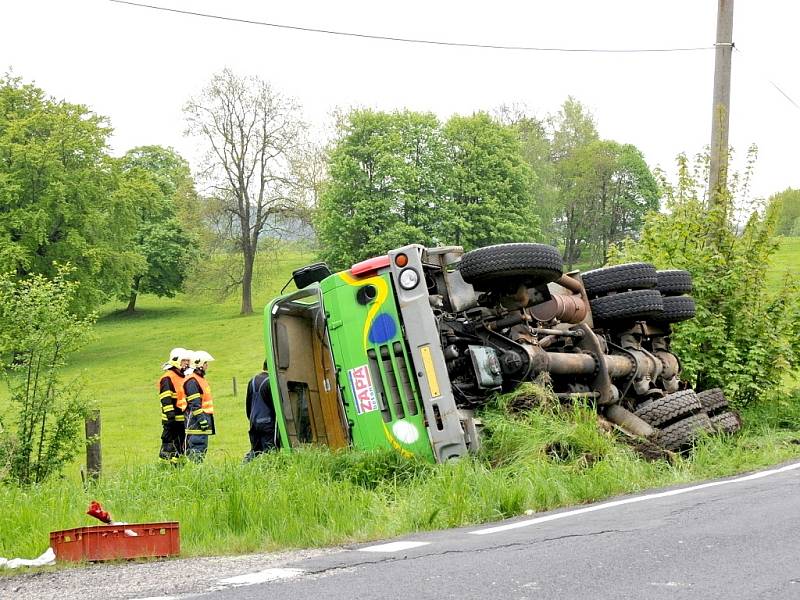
left=610, top=151, right=800, bottom=406
left=0, top=268, right=96, bottom=484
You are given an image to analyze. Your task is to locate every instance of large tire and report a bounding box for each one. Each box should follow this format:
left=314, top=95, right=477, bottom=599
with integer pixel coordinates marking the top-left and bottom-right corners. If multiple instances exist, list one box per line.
left=458, top=243, right=563, bottom=291
left=581, top=263, right=657, bottom=297
left=697, top=388, right=728, bottom=416
left=657, top=412, right=713, bottom=452
left=710, top=411, right=742, bottom=435
left=634, top=389, right=703, bottom=428
left=651, top=296, right=696, bottom=323
left=590, top=289, right=663, bottom=323
left=656, top=269, right=693, bottom=295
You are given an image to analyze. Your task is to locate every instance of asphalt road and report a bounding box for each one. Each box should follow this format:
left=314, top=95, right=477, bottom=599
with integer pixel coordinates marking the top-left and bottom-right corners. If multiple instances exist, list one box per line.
left=187, top=461, right=800, bottom=600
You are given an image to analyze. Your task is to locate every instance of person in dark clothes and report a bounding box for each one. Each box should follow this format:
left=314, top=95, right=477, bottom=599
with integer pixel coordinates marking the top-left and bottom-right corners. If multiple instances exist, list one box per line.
left=244, top=361, right=278, bottom=462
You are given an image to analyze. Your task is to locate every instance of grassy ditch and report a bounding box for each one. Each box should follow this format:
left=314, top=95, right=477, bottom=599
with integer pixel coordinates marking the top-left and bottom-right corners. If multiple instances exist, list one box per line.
left=2, top=385, right=799, bottom=562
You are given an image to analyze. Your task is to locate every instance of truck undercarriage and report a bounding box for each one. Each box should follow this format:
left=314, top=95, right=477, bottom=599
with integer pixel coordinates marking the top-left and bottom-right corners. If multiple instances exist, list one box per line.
left=265, top=243, right=741, bottom=463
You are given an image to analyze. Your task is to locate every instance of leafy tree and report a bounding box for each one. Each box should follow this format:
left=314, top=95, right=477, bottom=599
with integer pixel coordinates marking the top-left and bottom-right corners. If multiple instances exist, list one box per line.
left=318, top=110, right=448, bottom=268
left=0, top=268, right=95, bottom=485
left=611, top=150, right=800, bottom=407
left=558, top=140, right=659, bottom=267
left=184, top=69, right=306, bottom=314
left=548, top=96, right=599, bottom=161
left=318, top=110, right=540, bottom=267
left=769, top=188, right=800, bottom=236
left=546, top=99, right=657, bottom=267
left=441, top=113, right=540, bottom=250
left=496, top=105, right=560, bottom=246
left=117, top=146, right=195, bottom=313
left=0, top=74, right=141, bottom=313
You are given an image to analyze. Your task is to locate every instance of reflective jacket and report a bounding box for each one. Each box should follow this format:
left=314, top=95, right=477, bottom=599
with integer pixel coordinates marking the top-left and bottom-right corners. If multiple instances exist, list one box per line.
left=158, top=368, right=185, bottom=422
left=183, top=372, right=214, bottom=415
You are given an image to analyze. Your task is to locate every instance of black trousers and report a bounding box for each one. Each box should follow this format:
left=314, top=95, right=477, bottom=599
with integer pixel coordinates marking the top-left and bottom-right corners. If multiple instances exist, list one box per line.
left=159, top=421, right=185, bottom=460
left=246, top=422, right=277, bottom=460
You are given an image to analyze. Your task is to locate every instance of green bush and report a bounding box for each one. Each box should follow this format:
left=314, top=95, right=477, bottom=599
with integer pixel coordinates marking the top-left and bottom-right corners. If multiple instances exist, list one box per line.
left=0, top=268, right=96, bottom=485
left=611, top=151, right=800, bottom=406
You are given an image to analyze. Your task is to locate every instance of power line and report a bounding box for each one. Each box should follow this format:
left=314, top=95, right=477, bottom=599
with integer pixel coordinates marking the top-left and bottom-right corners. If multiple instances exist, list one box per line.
left=108, top=0, right=715, bottom=54
left=734, top=47, right=800, bottom=113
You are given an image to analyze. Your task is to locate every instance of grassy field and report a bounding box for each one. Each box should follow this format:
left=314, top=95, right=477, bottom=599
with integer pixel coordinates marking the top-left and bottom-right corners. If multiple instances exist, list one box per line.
left=59, top=247, right=315, bottom=472
left=766, top=236, right=800, bottom=288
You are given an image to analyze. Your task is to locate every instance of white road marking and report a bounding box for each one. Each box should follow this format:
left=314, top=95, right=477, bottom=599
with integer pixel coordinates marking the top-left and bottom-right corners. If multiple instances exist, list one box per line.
left=469, top=461, right=800, bottom=535
left=360, top=541, right=431, bottom=552
left=219, top=568, right=305, bottom=586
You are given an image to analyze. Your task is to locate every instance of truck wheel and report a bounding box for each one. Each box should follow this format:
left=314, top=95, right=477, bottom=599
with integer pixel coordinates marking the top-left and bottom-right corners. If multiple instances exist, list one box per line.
left=697, top=388, right=728, bottom=416
left=458, top=243, right=563, bottom=291
left=656, top=269, right=693, bottom=295
left=634, top=389, right=703, bottom=428
left=590, top=289, right=663, bottom=323
left=651, top=296, right=696, bottom=323
left=710, top=411, right=742, bottom=435
left=657, top=412, right=713, bottom=452
left=581, top=262, right=657, bottom=297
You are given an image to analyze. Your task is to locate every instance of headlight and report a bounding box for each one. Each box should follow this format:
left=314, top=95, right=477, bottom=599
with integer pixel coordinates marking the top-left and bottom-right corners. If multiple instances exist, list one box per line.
left=398, top=268, right=420, bottom=290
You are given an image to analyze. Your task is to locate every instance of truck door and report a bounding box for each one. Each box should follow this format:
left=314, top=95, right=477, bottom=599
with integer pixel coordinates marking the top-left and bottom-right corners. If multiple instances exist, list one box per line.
left=264, top=286, right=349, bottom=450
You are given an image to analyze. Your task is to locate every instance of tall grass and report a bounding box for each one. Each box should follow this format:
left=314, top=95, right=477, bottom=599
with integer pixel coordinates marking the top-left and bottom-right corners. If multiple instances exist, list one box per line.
left=3, top=386, right=799, bottom=561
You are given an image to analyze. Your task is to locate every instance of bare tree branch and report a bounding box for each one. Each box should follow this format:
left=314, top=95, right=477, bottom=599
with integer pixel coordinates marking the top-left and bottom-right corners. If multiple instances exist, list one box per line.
left=184, top=69, right=307, bottom=314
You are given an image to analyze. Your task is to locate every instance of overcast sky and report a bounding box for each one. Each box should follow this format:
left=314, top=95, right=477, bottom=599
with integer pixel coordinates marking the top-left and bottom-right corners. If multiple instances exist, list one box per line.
left=3, top=0, right=799, bottom=200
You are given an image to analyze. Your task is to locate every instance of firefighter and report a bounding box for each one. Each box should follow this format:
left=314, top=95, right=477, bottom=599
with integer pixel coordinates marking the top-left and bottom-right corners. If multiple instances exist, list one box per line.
left=244, top=361, right=278, bottom=462
left=158, top=347, right=192, bottom=463
left=183, top=350, right=216, bottom=461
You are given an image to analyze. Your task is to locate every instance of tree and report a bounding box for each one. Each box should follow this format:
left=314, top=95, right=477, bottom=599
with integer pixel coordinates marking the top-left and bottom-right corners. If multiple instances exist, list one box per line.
left=290, top=141, right=328, bottom=240
left=557, top=140, right=659, bottom=267
left=769, top=188, right=800, bottom=236
left=548, top=96, right=599, bottom=161
left=0, top=74, right=142, bottom=313
left=496, top=105, right=560, bottom=246
left=546, top=98, right=657, bottom=268
left=318, top=110, right=541, bottom=268
left=118, top=146, right=195, bottom=313
left=184, top=69, right=306, bottom=314
left=0, top=267, right=95, bottom=485
left=317, top=110, right=448, bottom=268
left=440, top=113, right=541, bottom=250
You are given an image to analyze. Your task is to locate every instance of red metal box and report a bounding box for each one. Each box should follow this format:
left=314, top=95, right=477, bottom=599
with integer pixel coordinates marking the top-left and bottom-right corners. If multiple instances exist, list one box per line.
left=50, top=522, right=180, bottom=562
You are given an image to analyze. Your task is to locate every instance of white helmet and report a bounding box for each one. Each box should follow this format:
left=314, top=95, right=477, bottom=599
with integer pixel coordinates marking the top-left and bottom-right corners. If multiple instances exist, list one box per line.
left=166, top=347, right=192, bottom=369
left=191, top=350, right=215, bottom=371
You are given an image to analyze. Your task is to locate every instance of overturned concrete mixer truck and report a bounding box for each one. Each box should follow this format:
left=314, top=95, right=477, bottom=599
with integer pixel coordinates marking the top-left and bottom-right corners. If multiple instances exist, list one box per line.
left=262, top=242, right=740, bottom=463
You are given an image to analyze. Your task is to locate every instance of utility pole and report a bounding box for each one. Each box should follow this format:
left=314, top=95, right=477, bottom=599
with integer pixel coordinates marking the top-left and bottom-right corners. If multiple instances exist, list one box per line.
left=707, top=0, right=735, bottom=206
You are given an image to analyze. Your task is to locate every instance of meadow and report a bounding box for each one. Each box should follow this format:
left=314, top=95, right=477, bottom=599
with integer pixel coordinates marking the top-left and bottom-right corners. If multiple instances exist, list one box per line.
left=766, top=235, right=800, bottom=288
left=62, top=246, right=315, bottom=472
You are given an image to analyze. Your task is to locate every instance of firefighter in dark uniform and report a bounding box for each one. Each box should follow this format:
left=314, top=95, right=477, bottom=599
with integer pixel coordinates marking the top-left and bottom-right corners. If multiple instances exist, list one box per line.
left=244, top=361, right=278, bottom=462
left=182, top=350, right=216, bottom=461
left=158, top=347, right=191, bottom=463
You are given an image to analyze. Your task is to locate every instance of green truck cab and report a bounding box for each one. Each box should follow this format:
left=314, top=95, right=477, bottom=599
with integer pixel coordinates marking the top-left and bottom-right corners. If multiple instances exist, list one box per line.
left=264, top=245, right=474, bottom=463
left=264, top=242, right=736, bottom=462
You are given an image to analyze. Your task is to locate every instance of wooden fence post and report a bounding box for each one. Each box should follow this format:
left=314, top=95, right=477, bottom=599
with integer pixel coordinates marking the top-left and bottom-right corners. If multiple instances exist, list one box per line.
left=232, top=377, right=237, bottom=398
left=85, top=410, right=101, bottom=482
